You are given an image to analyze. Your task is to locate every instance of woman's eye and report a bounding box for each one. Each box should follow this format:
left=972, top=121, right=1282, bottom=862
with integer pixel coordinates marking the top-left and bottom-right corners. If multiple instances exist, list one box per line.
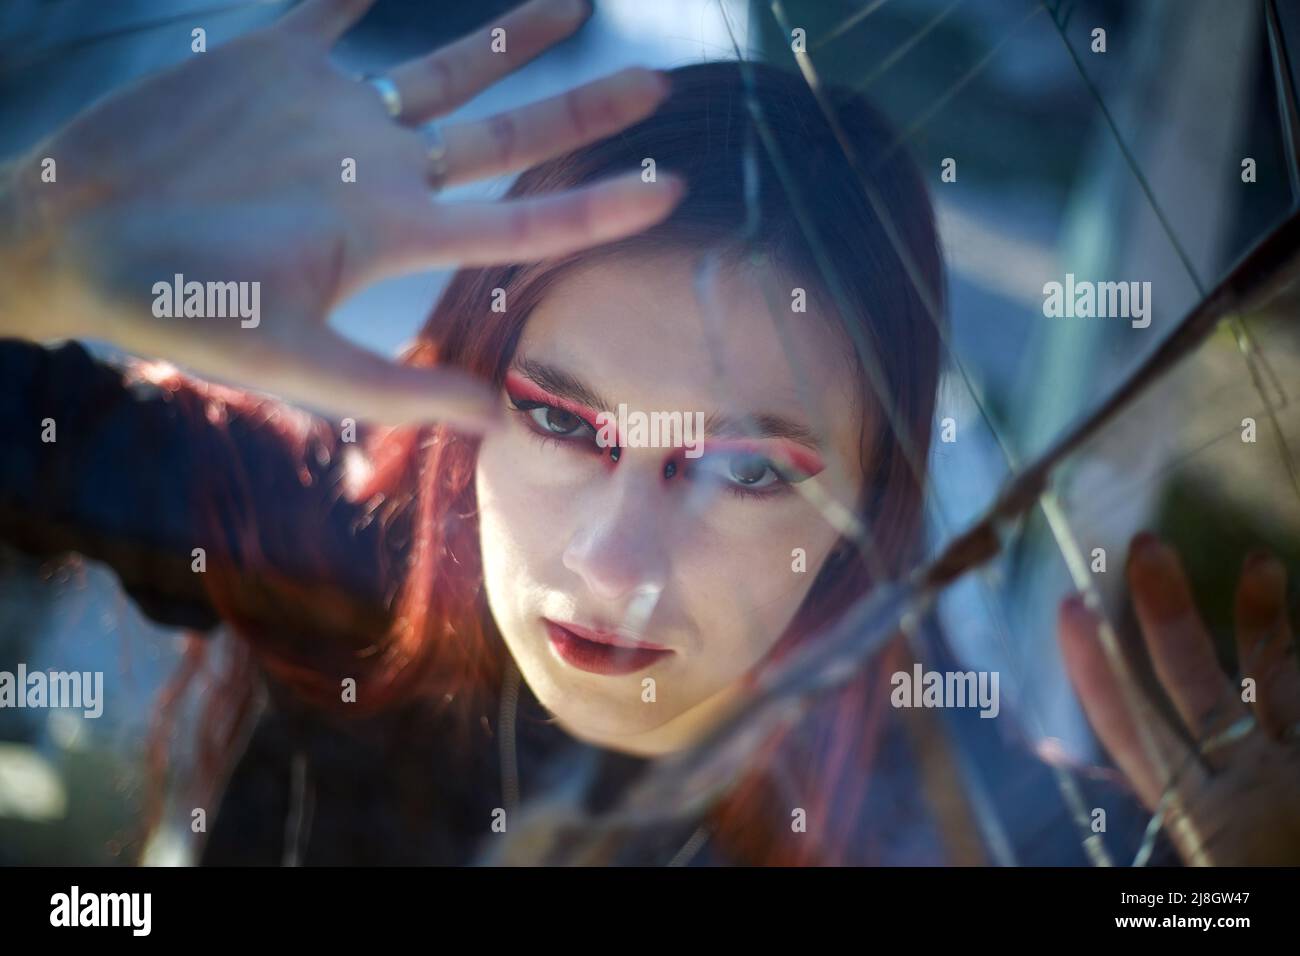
left=697, top=452, right=781, bottom=490
left=525, top=404, right=588, bottom=437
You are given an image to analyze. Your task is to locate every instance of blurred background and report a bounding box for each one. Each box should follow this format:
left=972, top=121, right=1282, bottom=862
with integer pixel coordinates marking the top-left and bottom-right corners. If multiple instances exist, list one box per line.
left=1, top=0, right=1296, bottom=864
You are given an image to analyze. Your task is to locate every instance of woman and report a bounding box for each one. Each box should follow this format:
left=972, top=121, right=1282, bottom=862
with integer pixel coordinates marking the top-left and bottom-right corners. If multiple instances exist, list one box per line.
left=1, top=0, right=1297, bottom=865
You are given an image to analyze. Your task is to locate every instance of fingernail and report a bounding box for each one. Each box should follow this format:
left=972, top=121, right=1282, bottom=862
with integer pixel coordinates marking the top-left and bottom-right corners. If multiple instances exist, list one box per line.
left=661, top=171, right=686, bottom=199
left=1060, top=592, right=1095, bottom=628
left=1127, top=530, right=1173, bottom=580
left=622, top=67, right=669, bottom=100
left=1127, top=534, right=1191, bottom=622
left=1128, top=530, right=1160, bottom=564
left=1059, top=593, right=1103, bottom=645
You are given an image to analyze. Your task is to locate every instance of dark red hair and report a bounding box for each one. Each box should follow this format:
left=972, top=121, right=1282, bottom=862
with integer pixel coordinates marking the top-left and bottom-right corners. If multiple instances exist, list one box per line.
left=161, top=60, right=944, bottom=866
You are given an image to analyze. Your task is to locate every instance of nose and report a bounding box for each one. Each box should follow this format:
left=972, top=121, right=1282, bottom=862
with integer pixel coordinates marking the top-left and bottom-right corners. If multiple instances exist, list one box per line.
left=561, top=465, right=673, bottom=607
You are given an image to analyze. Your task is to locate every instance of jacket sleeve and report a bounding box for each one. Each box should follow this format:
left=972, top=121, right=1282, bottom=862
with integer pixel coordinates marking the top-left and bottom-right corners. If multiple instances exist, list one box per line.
left=0, top=337, right=400, bottom=643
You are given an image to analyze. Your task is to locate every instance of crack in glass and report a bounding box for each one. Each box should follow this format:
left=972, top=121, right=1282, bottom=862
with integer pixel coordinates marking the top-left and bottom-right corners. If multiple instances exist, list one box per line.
left=5, top=0, right=1299, bottom=868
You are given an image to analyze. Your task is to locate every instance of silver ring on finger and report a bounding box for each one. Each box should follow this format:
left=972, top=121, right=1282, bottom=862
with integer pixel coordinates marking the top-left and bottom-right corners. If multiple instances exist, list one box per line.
left=360, top=73, right=403, bottom=121
left=422, top=123, right=451, bottom=194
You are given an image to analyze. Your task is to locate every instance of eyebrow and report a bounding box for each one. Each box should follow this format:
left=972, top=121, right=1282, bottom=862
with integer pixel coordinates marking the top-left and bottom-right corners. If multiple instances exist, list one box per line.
left=511, top=358, right=614, bottom=419
left=701, top=411, right=822, bottom=449
left=508, top=358, right=824, bottom=451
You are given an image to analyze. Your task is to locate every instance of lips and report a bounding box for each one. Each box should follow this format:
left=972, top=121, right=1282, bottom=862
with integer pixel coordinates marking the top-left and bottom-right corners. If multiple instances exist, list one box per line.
left=543, top=619, right=674, bottom=676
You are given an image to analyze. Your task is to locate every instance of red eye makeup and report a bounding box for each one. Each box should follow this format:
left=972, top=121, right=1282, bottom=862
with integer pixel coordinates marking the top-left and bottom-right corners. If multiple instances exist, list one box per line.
left=688, top=437, right=825, bottom=481
left=504, top=359, right=828, bottom=495
left=504, top=369, right=602, bottom=432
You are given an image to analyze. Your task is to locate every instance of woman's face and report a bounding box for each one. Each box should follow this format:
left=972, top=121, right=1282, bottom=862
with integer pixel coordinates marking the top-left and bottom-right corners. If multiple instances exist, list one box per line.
left=475, top=250, right=868, bottom=756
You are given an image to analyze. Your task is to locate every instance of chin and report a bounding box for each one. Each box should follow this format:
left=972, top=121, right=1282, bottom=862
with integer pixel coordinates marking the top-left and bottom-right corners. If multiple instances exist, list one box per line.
left=515, top=655, right=679, bottom=742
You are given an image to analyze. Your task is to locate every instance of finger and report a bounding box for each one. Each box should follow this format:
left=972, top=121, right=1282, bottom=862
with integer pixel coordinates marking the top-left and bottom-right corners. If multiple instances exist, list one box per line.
left=277, top=0, right=377, bottom=46
left=109, top=310, right=500, bottom=431
left=1058, top=594, right=1197, bottom=808
left=1234, top=550, right=1300, bottom=738
left=436, top=67, right=669, bottom=187
left=388, top=0, right=592, bottom=124
left=252, top=331, right=503, bottom=431
left=377, top=172, right=684, bottom=273
left=1127, top=532, right=1249, bottom=742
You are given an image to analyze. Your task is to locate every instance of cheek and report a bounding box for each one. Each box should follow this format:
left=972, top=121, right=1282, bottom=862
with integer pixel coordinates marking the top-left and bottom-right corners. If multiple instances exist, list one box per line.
left=677, top=499, right=840, bottom=672
left=474, top=426, right=597, bottom=583
left=476, top=432, right=546, bottom=581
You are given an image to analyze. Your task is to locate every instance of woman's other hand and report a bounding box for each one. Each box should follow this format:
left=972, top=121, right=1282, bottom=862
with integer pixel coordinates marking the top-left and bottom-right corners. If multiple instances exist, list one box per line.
left=1059, top=532, right=1300, bottom=864
left=0, top=0, right=681, bottom=430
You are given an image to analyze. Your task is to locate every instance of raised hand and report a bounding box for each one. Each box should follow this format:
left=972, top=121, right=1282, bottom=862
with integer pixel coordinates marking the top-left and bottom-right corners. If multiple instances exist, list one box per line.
left=0, top=0, right=681, bottom=430
left=1059, top=532, right=1300, bottom=864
